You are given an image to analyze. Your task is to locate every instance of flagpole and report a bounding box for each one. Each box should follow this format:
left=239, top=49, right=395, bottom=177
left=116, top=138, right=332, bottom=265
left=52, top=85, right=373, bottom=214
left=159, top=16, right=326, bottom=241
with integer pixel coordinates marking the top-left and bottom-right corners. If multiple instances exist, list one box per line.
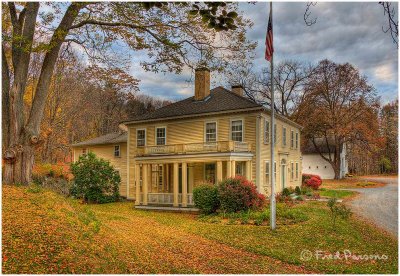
left=269, top=1, right=276, bottom=231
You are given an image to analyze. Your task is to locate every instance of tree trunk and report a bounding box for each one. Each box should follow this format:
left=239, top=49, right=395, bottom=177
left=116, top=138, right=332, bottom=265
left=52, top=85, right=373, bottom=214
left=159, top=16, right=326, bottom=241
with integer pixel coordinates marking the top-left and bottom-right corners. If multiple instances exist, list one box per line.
left=3, top=3, right=86, bottom=185
left=333, top=164, right=341, bottom=180
left=3, top=3, right=39, bottom=185
left=3, top=134, right=34, bottom=184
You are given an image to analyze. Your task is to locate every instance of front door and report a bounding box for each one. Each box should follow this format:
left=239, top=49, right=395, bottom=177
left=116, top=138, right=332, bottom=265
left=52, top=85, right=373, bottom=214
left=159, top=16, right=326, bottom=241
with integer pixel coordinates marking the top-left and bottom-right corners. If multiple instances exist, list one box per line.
left=281, top=164, right=286, bottom=189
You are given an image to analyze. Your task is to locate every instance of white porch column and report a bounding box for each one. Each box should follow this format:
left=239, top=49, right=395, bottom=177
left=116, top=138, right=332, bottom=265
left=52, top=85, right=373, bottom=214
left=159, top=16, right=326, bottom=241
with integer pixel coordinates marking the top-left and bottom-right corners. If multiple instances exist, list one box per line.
left=216, top=161, right=223, bottom=182
left=245, top=161, right=252, bottom=180
left=142, top=164, right=149, bottom=205
left=231, top=160, right=236, bottom=177
left=173, top=162, right=179, bottom=207
left=227, top=160, right=232, bottom=178
left=182, top=162, right=187, bottom=207
left=135, top=164, right=141, bottom=205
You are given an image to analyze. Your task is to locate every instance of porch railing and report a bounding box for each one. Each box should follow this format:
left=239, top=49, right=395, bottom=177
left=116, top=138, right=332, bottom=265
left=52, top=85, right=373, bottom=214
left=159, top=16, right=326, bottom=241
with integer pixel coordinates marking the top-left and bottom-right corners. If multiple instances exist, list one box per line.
left=146, top=193, right=194, bottom=206
left=136, top=141, right=251, bottom=156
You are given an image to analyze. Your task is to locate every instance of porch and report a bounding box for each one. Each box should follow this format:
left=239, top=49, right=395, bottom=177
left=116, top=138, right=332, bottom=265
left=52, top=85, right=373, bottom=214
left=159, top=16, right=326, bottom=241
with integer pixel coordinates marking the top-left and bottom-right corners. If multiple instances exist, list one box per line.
left=133, top=155, right=253, bottom=208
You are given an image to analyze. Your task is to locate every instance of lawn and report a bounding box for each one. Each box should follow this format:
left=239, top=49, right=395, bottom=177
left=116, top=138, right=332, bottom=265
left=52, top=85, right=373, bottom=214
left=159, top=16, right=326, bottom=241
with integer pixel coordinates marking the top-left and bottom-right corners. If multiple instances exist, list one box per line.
left=319, top=189, right=357, bottom=199
left=322, top=178, right=385, bottom=189
left=3, top=185, right=398, bottom=274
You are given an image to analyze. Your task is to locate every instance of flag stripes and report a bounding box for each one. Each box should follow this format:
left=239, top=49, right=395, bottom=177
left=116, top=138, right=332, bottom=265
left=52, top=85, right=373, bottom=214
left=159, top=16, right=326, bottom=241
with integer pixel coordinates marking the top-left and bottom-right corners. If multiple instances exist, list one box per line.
left=265, top=9, right=273, bottom=61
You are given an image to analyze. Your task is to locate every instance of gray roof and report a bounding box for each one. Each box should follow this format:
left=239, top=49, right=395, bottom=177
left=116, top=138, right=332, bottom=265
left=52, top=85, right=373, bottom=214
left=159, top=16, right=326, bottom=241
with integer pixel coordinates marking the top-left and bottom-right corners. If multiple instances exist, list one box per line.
left=302, top=137, right=337, bottom=154
left=123, top=86, right=262, bottom=124
left=72, top=132, right=127, bottom=147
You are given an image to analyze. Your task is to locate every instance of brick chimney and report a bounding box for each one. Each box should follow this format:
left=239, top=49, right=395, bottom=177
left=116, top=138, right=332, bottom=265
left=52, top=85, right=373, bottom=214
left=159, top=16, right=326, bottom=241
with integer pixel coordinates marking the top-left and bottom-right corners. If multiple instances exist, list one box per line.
left=194, top=67, right=210, bottom=101
left=232, top=84, right=244, bottom=96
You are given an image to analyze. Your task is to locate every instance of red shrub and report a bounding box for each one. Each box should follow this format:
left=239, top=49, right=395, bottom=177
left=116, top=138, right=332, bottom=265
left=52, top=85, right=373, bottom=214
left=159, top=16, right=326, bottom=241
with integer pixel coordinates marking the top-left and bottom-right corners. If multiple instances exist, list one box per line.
left=218, top=176, right=266, bottom=212
left=304, top=176, right=322, bottom=190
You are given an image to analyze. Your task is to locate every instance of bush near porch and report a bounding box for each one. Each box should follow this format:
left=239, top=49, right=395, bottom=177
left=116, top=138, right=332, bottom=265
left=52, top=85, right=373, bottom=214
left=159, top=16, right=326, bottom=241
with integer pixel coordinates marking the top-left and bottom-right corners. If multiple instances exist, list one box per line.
left=70, top=152, right=120, bottom=203
left=193, top=176, right=266, bottom=214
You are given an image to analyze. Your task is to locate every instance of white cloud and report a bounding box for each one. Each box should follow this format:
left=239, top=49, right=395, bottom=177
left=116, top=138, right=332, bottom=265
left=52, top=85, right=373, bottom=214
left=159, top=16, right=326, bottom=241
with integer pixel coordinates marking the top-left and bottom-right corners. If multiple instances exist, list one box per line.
left=374, top=64, right=395, bottom=82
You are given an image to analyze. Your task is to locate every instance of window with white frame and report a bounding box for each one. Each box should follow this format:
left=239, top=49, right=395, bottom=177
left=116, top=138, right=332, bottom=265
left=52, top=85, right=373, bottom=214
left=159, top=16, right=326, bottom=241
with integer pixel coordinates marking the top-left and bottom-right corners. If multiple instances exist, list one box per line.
left=282, top=127, right=287, bottom=146
left=264, top=119, right=270, bottom=144
left=114, top=145, right=120, bottom=157
left=291, top=130, right=294, bottom=148
left=231, top=120, right=243, bottom=142
left=82, top=148, right=87, bottom=155
left=265, top=161, right=270, bottom=184
left=137, top=129, right=146, bottom=147
left=291, top=162, right=294, bottom=180
left=295, top=132, right=299, bottom=149
left=274, top=161, right=277, bottom=182
left=205, top=122, right=217, bottom=142
left=156, top=127, right=166, bottom=145
left=295, top=162, right=299, bottom=179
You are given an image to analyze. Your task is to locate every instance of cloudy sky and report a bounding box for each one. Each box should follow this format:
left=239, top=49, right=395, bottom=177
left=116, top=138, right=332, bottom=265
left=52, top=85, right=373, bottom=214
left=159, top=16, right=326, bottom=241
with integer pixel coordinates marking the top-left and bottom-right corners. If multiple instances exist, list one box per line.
left=129, top=1, right=398, bottom=103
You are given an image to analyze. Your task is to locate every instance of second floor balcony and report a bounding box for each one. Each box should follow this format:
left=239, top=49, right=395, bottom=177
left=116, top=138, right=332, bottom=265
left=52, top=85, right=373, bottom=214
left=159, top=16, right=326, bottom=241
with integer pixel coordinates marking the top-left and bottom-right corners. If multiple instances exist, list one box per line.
left=135, top=141, right=252, bottom=157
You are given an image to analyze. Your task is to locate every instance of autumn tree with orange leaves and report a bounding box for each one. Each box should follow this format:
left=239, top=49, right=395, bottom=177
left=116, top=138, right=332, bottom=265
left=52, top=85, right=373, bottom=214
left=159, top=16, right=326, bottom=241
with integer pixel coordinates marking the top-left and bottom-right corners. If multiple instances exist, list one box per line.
left=297, top=59, right=380, bottom=179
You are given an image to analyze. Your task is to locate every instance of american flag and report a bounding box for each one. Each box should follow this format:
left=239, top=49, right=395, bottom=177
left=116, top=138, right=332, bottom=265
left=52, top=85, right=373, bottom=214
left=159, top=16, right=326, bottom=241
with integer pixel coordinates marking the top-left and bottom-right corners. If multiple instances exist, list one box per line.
left=265, top=9, right=273, bottom=62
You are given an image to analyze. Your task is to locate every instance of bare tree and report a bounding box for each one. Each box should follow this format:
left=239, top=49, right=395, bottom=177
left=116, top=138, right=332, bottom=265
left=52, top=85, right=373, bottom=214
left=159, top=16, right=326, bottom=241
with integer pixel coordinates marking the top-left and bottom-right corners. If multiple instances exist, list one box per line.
left=226, top=59, right=315, bottom=118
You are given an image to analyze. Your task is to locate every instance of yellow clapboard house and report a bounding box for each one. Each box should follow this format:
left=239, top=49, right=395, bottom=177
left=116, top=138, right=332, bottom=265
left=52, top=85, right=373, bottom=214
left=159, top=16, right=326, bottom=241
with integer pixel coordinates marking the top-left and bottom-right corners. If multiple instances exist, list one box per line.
left=72, top=67, right=302, bottom=208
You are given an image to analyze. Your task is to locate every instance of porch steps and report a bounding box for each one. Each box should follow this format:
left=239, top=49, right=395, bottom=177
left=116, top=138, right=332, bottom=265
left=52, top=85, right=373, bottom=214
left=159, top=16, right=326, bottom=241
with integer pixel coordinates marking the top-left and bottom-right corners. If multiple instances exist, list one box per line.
left=134, top=205, right=199, bottom=213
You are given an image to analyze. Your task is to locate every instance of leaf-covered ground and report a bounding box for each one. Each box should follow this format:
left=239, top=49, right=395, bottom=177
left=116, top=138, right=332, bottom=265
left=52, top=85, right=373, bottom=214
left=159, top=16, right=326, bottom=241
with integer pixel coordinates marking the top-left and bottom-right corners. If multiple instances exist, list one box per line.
left=3, top=185, right=398, bottom=274
left=322, top=178, right=385, bottom=189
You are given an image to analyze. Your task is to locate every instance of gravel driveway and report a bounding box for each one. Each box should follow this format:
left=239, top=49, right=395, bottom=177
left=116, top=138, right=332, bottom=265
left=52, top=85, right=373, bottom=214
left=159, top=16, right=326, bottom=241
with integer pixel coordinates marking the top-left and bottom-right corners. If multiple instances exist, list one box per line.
left=345, top=177, right=398, bottom=237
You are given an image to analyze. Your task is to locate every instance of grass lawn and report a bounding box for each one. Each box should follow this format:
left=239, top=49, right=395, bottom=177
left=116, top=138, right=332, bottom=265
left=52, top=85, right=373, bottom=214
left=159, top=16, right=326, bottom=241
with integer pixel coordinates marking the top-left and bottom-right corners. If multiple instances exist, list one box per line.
left=3, top=185, right=398, bottom=274
left=322, top=178, right=385, bottom=189
left=318, top=189, right=357, bottom=199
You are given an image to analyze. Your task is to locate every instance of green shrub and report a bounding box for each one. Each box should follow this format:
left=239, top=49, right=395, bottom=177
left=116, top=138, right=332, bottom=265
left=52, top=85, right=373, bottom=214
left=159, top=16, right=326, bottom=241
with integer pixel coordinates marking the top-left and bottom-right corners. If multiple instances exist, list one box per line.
left=282, top=187, right=291, bottom=197
left=70, top=152, right=120, bottom=203
left=327, top=198, right=352, bottom=229
left=218, top=176, right=266, bottom=213
left=193, top=185, right=220, bottom=214
left=295, top=186, right=301, bottom=195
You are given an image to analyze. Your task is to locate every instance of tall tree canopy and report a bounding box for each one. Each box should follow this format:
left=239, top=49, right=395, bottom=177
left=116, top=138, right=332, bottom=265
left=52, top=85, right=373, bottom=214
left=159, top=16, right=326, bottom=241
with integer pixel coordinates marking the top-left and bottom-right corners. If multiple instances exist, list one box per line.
left=2, top=2, right=256, bottom=184
left=297, top=59, right=379, bottom=179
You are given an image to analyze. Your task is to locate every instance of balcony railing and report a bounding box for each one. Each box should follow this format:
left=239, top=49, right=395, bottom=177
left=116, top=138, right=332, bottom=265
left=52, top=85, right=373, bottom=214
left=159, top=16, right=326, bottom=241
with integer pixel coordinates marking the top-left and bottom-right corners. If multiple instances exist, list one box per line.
left=136, top=141, right=251, bottom=156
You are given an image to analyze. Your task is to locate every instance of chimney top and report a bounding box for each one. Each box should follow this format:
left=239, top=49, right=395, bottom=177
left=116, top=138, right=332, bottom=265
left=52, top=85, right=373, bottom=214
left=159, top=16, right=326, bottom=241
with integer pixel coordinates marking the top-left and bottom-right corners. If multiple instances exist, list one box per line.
left=194, top=68, right=210, bottom=101
left=231, top=84, right=244, bottom=97
left=195, top=66, right=210, bottom=72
